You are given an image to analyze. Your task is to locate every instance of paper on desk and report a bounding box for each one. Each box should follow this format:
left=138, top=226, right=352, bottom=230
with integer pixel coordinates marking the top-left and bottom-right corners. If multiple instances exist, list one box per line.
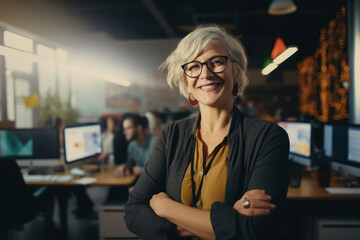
left=74, top=177, right=97, bottom=185
left=325, top=187, right=360, bottom=194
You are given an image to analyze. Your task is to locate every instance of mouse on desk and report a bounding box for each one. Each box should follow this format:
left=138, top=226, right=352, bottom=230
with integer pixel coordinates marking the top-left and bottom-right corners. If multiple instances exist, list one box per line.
left=70, top=167, right=85, bottom=176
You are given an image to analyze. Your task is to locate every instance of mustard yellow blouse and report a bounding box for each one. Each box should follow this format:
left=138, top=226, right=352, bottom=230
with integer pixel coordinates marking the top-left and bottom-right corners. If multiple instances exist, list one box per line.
left=181, top=129, right=229, bottom=211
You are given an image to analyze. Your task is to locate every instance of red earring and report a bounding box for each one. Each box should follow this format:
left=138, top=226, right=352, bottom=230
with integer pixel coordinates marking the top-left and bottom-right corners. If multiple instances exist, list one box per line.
left=188, top=93, right=198, bottom=106
left=232, top=83, right=239, bottom=96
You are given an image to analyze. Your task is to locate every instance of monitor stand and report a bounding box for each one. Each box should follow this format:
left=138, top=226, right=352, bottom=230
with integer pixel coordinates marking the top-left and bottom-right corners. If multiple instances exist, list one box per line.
left=27, top=166, right=52, bottom=175
left=67, top=158, right=101, bottom=176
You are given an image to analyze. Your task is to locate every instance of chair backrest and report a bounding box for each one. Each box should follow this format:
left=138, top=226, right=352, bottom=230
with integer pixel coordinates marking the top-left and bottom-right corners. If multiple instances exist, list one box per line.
left=0, top=159, right=40, bottom=230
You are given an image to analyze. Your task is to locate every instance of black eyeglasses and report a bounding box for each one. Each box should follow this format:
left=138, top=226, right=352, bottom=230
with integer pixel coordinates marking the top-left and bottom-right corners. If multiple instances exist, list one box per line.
left=181, top=56, right=229, bottom=78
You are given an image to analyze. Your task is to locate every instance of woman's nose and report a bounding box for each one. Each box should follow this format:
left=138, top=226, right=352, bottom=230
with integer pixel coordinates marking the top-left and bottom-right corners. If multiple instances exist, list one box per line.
left=199, top=63, right=214, bottom=78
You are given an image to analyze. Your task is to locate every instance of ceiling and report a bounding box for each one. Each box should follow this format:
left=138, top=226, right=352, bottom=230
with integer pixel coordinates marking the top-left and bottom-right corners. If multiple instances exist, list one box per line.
left=55, top=0, right=347, bottom=69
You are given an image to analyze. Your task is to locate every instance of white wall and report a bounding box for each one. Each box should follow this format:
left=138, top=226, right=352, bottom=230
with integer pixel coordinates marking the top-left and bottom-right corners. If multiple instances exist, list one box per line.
left=70, top=36, right=186, bottom=118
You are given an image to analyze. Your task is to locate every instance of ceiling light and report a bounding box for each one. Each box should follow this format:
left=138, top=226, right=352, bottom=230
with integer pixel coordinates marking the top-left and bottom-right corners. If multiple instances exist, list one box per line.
left=261, top=58, right=278, bottom=75
left=273, top=46, right=298, bottom=64
left=270, top=37, right=298, bottom=64
left=271, top=37, right=287, bottom=60
left=268, top=0, right=297, bottom=15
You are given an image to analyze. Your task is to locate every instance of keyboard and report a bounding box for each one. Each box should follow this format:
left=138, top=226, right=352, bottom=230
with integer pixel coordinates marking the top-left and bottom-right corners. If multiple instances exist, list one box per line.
left=23, top=174, right=73, bottom=183
left=325, top=187, right=360, bottom=195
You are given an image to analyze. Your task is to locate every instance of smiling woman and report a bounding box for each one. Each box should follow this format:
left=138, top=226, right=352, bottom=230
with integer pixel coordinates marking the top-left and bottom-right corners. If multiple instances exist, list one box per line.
left=124, top=25, right=290, bottom=240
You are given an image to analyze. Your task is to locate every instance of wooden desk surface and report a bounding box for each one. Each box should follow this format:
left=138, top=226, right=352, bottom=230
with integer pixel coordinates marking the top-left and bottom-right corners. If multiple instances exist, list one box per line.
left=25, top=165, right=136, bottom=186
left=287, top=172, right=360, bottom=200
left=26, top=165, right=360, bottom=200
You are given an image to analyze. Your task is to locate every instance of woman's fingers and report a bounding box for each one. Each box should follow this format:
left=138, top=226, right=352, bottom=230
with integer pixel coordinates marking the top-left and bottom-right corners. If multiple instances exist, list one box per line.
left=233, top=189, right=276, bottom=216
left=247, top=199, right=276, bottom=210
left=246, top=189, right=272, bottom=201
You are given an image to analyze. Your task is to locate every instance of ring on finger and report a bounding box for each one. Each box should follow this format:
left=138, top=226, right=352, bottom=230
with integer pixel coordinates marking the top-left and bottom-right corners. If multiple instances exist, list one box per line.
left=243, top=197, right=250, bottom=209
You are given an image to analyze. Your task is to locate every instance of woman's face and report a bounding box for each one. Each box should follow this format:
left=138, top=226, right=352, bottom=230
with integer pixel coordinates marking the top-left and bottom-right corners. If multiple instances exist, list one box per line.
left=185, top=42, right=237, bottom=108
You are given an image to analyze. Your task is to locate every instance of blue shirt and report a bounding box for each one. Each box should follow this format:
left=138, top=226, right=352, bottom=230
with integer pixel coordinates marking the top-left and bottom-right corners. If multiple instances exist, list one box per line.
left=126, top=134, right=157, bottom=168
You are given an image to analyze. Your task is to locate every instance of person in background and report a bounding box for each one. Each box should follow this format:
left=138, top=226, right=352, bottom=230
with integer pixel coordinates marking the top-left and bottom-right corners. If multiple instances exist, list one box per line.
left=245, top=99, right=256, bottom=117
left=158, top=107, right=172, bottom=124
left=114, top=114, right=157, bottom=192
left=112, top=114, right=130, bottom=165
left=171, top=101, right=192, bottom=121
left=105, top=114, right=131, bottom=202
left=98, top=117, right=118, bottom=164
left=124, top=25, right=289, bottom=239
left=234, top=96, right=247, bottom=112
left=145, top=106, right=163, bottom=136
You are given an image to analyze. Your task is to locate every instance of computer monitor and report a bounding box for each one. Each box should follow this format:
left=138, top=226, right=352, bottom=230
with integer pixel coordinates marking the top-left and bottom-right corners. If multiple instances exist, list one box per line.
left=332, top=125, right=360, bottom=177
left=323, top=124, right=348, bottom=161
left=63, top=124, right=102, bottom=164
left=277, top=121, right=312, bottom=167
left=0, top=128, right=60, bottom=167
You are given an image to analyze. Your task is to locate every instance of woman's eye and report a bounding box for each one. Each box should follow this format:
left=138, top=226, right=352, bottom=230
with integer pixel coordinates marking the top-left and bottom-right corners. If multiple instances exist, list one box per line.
left=188, top=64, right=200, bottom=71
left=211, top=59, right=224, bottom=66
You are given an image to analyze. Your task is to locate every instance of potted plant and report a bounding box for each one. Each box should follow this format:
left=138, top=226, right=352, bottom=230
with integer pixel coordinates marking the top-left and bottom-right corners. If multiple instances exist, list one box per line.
left=37, top=89, right=77, bottom=127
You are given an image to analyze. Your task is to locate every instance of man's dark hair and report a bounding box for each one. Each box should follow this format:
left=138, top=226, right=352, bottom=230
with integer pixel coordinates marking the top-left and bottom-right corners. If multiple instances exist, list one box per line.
left=122, top=113, right=148, bottom=130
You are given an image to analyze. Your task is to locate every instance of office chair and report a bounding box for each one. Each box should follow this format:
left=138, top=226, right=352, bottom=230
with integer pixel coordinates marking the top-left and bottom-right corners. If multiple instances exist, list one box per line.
left=0, top=159, right=46, bottom=240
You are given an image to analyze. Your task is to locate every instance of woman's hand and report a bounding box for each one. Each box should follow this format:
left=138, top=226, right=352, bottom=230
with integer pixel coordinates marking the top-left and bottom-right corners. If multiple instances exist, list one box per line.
left=150, top=192, right=172, bottom=218
left=233, top=189, right=276, bottom=216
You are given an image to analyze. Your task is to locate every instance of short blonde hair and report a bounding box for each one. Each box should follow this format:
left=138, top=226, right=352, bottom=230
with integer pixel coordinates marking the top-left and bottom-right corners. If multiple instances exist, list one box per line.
left=160, top=24, right=248, bottom=98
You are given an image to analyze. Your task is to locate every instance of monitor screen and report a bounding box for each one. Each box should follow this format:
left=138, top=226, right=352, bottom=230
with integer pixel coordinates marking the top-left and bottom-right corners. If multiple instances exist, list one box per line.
left=277, top=121, right=312, bottom=157
left=348, top=126, right=360, bottom=164
left=323, top=124, right=348, bottom=161
left=323, top=124, right=333, bottom=158
left=0, top=128, right=59, bottom=167
left=332, top=125, right=360, bottom=178
left=63, top=124, right=102, bottom=164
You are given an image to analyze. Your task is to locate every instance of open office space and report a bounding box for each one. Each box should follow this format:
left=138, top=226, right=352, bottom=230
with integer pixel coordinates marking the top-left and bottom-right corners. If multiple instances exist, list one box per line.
left=1, top=0, right=360, bottom=240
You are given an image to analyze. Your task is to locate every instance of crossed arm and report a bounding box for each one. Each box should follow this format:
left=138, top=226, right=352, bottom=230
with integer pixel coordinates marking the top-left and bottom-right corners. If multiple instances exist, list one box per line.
left=149, top=189, right=276, bottom=239
left=124, top=123, right=289, bottom=239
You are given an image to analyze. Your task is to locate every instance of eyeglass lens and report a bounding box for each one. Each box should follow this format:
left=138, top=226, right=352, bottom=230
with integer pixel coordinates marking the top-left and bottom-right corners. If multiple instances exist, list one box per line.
left=183, top=56, right=227, bottom=78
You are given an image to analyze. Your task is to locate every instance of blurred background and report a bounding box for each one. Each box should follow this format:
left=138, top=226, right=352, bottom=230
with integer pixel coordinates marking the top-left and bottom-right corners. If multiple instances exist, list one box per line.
left=0, top=0, right=353, bottom=127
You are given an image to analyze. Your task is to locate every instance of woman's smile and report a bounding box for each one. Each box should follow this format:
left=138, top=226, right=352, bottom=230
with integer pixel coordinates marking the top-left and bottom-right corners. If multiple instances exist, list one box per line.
left=198, top=82, right=223, bottom=92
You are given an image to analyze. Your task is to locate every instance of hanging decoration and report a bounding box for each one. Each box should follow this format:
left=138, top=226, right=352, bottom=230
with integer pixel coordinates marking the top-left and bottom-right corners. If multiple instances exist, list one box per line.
left=297, top=6, right=349, bottom=122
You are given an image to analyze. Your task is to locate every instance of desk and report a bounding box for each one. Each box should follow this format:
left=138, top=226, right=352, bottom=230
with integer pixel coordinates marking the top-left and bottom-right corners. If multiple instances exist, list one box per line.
left=25, top=165, right=137, bottom=186
left=25, top=165, right=136, bottom=237
left=286, top=172, right=360, bottom=240
left=287, top=172, right=360, bottom=200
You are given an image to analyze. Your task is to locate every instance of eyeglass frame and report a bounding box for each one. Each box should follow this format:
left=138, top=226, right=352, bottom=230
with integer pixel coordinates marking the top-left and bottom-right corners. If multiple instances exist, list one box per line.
left=181, top=55, right=229, bottom=78
left=123, top=126, right=135, bottom=132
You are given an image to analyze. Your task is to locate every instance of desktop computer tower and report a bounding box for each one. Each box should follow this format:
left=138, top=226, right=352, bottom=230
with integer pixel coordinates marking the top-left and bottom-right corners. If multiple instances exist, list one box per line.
left=99, top=205, right=138, bottom=239
left=315, top=218, right=360, bottom=240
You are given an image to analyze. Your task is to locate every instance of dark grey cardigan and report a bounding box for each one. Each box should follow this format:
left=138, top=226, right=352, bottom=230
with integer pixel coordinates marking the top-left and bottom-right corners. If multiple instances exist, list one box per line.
left=125, top=106, right=289, bottom=240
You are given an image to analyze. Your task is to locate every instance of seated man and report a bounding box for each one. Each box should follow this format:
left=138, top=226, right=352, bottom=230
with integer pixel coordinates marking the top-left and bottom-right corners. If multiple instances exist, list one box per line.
left=114, top=114, right=156, bottom=183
